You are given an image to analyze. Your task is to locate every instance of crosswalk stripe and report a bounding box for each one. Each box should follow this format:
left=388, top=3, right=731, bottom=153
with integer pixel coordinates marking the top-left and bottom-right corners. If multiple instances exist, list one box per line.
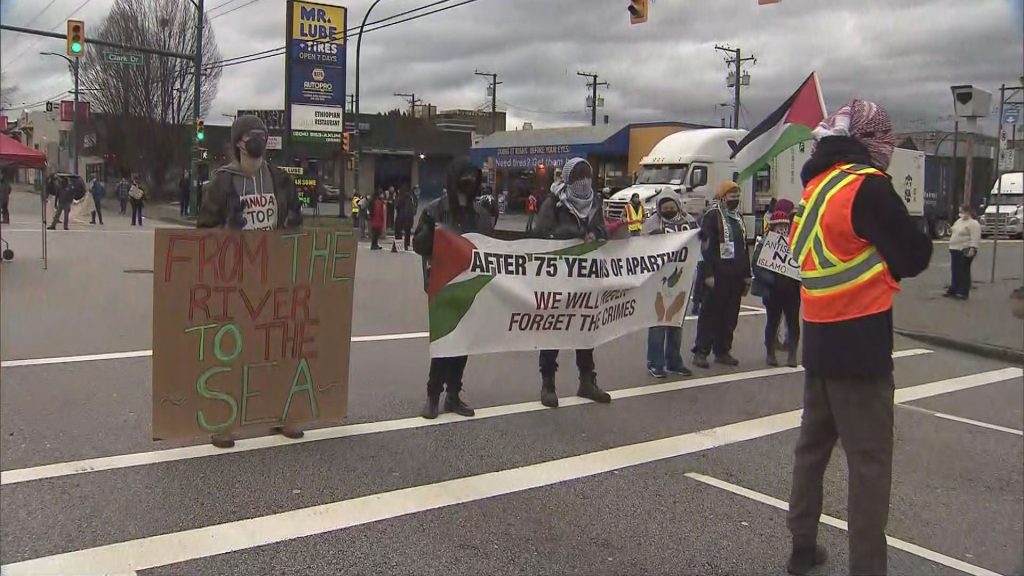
left=0, top=311, right=770, bottom=368
left=0, top=348, right=933, bottom=486
left=1, top=366, right=1016, bottom=576
left=685, top=473, right=1004, bottom=576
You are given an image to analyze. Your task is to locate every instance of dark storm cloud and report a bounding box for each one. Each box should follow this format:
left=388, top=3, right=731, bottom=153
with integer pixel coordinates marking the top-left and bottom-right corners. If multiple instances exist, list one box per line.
left=3, top=0, right=1022, bottom=134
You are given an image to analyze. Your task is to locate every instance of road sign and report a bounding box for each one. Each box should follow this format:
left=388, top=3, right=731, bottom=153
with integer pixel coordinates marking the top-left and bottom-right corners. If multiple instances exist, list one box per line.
left=999, top=148, right=1015, bottom=171
left=103, top=51, right=143, bottom=66
left=197, top=148, right=209, bottom=161
left=1003, top=103, right=1022, bottom=126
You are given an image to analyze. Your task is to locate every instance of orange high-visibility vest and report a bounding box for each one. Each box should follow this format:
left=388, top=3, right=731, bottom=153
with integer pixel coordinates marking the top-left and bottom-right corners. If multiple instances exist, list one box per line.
left=789, top=163, right=900, bottom=323
left=625, top=203, right=644, bottom=233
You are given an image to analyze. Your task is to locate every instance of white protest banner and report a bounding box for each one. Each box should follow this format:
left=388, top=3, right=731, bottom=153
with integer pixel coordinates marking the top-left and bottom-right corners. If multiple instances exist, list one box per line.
left=755, top=231, right=801, bottom=281
left=426, top=228, right=700, bottom=358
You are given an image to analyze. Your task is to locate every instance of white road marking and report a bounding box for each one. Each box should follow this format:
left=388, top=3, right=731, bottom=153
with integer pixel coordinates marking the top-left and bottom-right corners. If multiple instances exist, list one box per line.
left=899, top=404, right=1023, bottom=436
left=685, top=473, right=1004, bottom=576
left=0, top=349, right=934, bottom=486
left=0, top=311, right=769, bottom=368
left=1, top=366, right=1014, bottom=576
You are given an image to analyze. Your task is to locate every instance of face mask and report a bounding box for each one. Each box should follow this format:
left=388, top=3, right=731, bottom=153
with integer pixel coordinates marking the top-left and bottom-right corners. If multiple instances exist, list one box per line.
left=243, top=135, right=267, bottom=158
left=726, top=199, right=739, bottom=210
left=661, top=209, right=678, bottom=220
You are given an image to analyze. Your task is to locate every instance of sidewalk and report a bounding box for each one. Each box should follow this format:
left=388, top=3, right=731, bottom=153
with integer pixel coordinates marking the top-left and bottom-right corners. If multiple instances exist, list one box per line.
left=893, top=249, right=1024, bottom=362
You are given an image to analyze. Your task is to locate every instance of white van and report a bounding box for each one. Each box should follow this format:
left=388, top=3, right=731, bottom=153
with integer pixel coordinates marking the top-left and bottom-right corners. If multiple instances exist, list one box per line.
left=980, top=172, right=1023, bottom=238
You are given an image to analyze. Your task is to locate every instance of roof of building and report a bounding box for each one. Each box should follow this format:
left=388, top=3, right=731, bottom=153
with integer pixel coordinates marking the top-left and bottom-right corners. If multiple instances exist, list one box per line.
left=472, top=121, right=708, bottom=151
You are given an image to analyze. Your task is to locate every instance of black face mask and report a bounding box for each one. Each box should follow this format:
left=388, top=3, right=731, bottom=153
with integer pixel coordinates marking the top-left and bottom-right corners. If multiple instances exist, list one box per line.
left=726, top=199, right=739, bottom=210
left=243, top=136, right=267, bottom=158
left=662, top=210, right=678, bottom=220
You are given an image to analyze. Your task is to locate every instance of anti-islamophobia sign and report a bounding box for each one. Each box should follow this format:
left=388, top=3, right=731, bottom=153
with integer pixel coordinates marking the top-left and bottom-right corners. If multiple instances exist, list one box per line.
left=426, top=229, right=700, bottom=358
left=286, top=1, right=347, bottom=146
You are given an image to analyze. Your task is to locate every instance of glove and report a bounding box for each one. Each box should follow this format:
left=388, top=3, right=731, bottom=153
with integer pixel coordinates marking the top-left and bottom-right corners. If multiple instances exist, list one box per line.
left=704, top=276, right=715, bottom=289
left=964, top=247, right=977, bottom=259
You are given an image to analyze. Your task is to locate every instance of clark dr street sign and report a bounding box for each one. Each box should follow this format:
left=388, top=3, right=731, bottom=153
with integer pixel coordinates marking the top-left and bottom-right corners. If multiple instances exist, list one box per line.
left=103, top=51, right=143, bottom=66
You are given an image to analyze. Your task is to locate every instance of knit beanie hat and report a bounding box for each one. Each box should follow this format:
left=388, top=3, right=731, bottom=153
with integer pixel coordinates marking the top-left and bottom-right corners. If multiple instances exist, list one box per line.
left=716, top=180, right=740, bottom=199
left=231, top=115, right=268, bottom=146
left=773, top=198, right=794, bottom=215
left=768, top=210, right=790, bottom=226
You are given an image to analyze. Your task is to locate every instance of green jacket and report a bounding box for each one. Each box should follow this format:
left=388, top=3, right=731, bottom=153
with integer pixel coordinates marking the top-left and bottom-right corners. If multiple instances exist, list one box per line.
left=197, top=162, right=302, bottom=229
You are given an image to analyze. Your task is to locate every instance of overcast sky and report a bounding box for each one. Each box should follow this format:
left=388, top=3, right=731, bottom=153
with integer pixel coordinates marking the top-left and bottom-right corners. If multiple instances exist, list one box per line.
left=2, top=0, right=1022, bottom=134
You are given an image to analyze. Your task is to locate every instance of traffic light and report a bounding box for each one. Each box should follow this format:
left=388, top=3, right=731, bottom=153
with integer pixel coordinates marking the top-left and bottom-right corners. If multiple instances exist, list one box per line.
left=195, top=119, right=205, bottom=143
left=66, top=20, right=85, bottom=57
left=627, top=0, right=648, bottom=24
left=342, top=132, right=351, bottom=153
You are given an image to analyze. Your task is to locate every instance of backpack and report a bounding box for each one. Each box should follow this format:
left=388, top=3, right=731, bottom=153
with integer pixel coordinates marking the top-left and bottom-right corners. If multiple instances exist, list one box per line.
left=129, top=184, right=144, bottom=200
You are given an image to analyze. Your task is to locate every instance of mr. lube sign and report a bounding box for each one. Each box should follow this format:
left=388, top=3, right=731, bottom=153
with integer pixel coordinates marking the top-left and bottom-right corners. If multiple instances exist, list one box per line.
left=286, top=1, right=347, bottom=146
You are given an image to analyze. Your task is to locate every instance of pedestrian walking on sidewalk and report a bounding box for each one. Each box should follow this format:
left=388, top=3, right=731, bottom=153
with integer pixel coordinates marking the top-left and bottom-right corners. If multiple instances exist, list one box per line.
left=196, top=114, right=305, bottom=448
left=0, top=173, right=11, bottom=224
left=752, top=208, right=800, bottom=367
left=525, top=192, right=538, bottom=232
left=533, top=157, right=612, bottom=408
left=352, top=192, right=366, bottom=239
left=395, top=186, right=418, bottom=251
left=625, top=192, right=645, bottom=236
left=116, top=175, right=130, bottom=215
left=945, top=204, right=981, bottom=300
left=89, top=176, right=106, bottom=225
left=47, top=175, right=74, bottom=230
left=413, top=158, right=494, bottom=419
left=369, top=192, right=385, bottom=250
left=691, top=180, right=751, bottom=369
left=178, top=171, right=191, bottom=217
left=128, top=176, right=146, bottom=226
left=784, top=100, right=932, bottom=576
left=643, top=189, right=693, bottom=379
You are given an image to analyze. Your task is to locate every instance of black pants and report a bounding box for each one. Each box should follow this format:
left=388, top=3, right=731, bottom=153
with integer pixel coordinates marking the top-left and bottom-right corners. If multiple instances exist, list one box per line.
left=526, top=212, right=535, bottom=232
left=399, top=225, right=413, bottom=250
left=179, top=192, right=190, bottom=216
left=50, top=204, right=70, bottom=229
left=539, top=349, right=595, bottom=377
left=119, top=197, right=128, bottom=214
left=788, top=373, right=894, bottom=576
left=1, top=198, right=9, bottom=223
left=370, top=227, right=382, bottom=249
left=692, top=276, right=744, bottom=356
left=949, top=249, right=974, bottom=297
left=427, top=356, right=468, bottom=397
left=130, top=199, right=143, bottom=226
left=91, top=197, right=104, bottom=224
left=764, top=288, right=800, bottom=350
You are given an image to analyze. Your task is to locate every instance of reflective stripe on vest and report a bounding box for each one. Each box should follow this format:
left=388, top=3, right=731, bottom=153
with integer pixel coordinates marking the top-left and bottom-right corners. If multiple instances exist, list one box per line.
left=790, top=163, right=885, bottom=296
left=626, top=203, right=644, bottom=232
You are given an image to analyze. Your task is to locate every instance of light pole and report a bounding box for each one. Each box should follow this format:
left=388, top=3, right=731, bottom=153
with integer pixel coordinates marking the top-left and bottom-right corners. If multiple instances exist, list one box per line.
left=354, top=0, right=385, bottom=200
left=40, top=52, right=80, bottom=175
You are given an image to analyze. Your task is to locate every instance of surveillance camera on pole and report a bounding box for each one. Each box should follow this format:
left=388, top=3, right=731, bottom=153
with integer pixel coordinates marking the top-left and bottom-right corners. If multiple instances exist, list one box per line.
left=949, top=85, right=992, bottom=208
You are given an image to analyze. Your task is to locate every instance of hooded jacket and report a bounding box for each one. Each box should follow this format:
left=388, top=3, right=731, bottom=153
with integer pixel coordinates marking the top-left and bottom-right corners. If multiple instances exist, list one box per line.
left=197, top=160, right=302, bottom=229
left=798, top=136, right=932, bottom=378
left=533, top=162, right=607, bottom=241
left=413, top=159, right=495, bottom=291
left=641, top=190, right=694, bottom=235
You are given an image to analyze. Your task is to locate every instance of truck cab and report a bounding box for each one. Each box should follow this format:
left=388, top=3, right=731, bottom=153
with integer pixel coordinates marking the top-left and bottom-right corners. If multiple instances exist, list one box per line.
left=604, top=129, right=747, bottom=229
left=980, top=172, right=1024, bottom=238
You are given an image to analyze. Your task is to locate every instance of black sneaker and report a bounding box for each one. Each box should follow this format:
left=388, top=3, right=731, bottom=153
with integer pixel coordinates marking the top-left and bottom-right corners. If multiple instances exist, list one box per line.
left=444, top=392, right=475, bottom=417
left=715, top=352, right=739, bottom=366
left=692, top=353, right=710, bottom=369
left=648, top=366, right=667, bottom=379
left=666, top=365, right=693, bottom=377
left=540, top=376, right=559, bottom=408
left=577, top=372, right=611, bottom=403
left=786, top=544, right=828, bottom=575
left=420, top=396, right=440, bottom=419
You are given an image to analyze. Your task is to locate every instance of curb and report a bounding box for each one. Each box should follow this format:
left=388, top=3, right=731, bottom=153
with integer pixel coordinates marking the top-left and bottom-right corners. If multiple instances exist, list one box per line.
left=894, top=328, right=1024, bottom=365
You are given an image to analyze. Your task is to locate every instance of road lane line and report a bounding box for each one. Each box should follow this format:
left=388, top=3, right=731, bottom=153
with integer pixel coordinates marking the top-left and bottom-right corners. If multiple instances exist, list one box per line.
left=898, top=404, right=1023, bottom=436
left=1, top=366, right=1014, bottom=576
left=0, top=311, right=769, bottom=368
left=685, top=473, right=1004, bottom=576
left=0, top=349, right=934, bottom=486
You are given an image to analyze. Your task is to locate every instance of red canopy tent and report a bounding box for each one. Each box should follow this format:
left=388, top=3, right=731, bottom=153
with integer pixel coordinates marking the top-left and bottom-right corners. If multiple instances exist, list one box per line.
left=0, top=133, right=47, bottom=169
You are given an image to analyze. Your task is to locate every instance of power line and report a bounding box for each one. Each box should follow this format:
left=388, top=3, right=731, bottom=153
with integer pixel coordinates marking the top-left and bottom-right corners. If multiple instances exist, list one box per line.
left=0, top=90, right=70, bottom=113
left=210, top=0, right=266, bottom=20
left=1, top=0, right=96, bottom=69
left=500, top=100, right=583, bottom=116
left=19, top=0, right=59, bottom=29
left=207, top=0, right=247, bottom=15
left=205, top=0, right=478, bottom=71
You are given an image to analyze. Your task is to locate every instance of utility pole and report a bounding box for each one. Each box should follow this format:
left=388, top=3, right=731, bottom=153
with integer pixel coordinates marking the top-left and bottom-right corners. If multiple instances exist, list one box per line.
left=191, top=0, right=205, bottom=214
left=475, top=70, right=502, bottom=133
left=990, top=81, right=1024, bottom=283
left=577, top=71, right=608, bottom=127
left=73, top=58, right=80, bottom=175
left=393, top=92, right=421, bottom=117
left=715, top=45, right=756, bottom=130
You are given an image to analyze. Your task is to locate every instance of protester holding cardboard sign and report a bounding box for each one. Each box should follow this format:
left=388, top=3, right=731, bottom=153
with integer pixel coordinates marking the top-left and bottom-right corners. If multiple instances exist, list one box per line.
left=752, top=206, right=801, bottom=367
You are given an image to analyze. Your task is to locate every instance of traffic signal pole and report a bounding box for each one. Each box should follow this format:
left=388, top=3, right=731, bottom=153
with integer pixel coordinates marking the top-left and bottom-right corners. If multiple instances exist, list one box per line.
left=191, top=0, right=205, bottom=216
left=73, top=58, right=80, bottom=176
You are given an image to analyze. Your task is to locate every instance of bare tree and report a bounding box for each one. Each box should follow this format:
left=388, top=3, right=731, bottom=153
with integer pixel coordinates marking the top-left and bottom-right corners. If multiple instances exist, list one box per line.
left=0, top=71, right=18, bottom=110
left=80, top=0, right=221, bottom=194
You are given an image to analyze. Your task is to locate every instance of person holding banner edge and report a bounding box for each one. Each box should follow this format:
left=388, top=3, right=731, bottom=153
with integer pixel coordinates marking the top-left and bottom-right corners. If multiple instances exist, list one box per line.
left=413, top=158, right=495, bottom=420
left=533, top=157, right=612, bottom=407
left=197, top=114, right=305, bottom=449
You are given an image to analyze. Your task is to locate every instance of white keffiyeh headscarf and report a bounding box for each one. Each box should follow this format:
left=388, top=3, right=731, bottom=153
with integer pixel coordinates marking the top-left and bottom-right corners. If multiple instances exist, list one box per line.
left=556, top=157, right=597, bottom=220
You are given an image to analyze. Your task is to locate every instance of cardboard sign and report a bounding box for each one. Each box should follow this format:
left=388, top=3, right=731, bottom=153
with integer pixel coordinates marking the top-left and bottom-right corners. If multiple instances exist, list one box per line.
left=152, top=228, right=356, bottom=440
left=755, top=231, right=801, bottom=281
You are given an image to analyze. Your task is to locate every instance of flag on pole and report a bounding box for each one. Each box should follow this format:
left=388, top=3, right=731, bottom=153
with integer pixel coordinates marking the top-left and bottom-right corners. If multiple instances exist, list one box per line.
left=730, top=72, right=826, bottom=182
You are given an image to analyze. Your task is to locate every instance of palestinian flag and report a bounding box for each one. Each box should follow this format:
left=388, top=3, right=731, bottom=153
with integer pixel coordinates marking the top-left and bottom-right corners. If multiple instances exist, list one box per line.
left=731, top=72, right=826, bottom=182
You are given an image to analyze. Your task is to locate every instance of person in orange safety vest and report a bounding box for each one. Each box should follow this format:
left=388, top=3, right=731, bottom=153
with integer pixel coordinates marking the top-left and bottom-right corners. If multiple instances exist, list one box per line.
left=624, top=192, right=644, bottom=236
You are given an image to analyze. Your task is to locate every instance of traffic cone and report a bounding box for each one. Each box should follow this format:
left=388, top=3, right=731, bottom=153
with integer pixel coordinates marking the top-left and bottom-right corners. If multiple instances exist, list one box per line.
left=391, top=240, right=397, bottom=253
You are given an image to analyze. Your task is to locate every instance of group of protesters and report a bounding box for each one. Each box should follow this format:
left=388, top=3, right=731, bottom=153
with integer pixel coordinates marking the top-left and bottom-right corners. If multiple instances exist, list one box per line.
left=351, top=185, right=420, bottom=251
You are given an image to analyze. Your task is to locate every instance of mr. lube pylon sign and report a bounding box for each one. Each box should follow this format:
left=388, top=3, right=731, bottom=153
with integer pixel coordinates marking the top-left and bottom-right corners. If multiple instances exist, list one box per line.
left=285, top=1, right=348, bottom=147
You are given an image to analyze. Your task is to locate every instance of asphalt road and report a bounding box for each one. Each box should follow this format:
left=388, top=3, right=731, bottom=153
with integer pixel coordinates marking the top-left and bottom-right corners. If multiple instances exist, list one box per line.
left=1, top=193, right=1022, bottom=576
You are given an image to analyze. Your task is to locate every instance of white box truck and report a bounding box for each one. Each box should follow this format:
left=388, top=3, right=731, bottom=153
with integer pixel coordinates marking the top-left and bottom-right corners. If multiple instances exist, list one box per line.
left=606, top=128, right=926, bottom=240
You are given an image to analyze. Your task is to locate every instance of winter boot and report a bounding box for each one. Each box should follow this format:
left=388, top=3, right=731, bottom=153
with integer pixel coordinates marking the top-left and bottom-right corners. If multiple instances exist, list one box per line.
left=210, top=433, right=236, bottom=449
left=692, top=353, right=710, bottom=369
left=271, top=425, right=304, bottom=439
left=540, top=375, right=558, bottom=408
left=715, top=352, right=740, bottom=366
left=420, top=394, right=440, bottom=419
left=444, top=391, right=475, bottom=417
left=766, top=342, right=779, bottom=366
left=786, top=544, right=828, bottom=575
left=577, top=372, right=611, bottom=403
left=786, top=344, right=799, bottom=368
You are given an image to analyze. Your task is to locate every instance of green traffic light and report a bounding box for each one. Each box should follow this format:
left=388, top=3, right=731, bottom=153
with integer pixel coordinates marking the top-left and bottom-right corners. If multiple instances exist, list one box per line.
left=197, top=132, right=205, bottom=141
left=71, top=42, right=82, bottom=53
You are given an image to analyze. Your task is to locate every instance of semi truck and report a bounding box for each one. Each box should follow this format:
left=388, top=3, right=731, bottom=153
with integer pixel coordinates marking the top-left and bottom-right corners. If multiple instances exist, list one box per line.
left=605, top=128, right=925, bottom=240
left=980, top=172, right=1024, bottom=238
